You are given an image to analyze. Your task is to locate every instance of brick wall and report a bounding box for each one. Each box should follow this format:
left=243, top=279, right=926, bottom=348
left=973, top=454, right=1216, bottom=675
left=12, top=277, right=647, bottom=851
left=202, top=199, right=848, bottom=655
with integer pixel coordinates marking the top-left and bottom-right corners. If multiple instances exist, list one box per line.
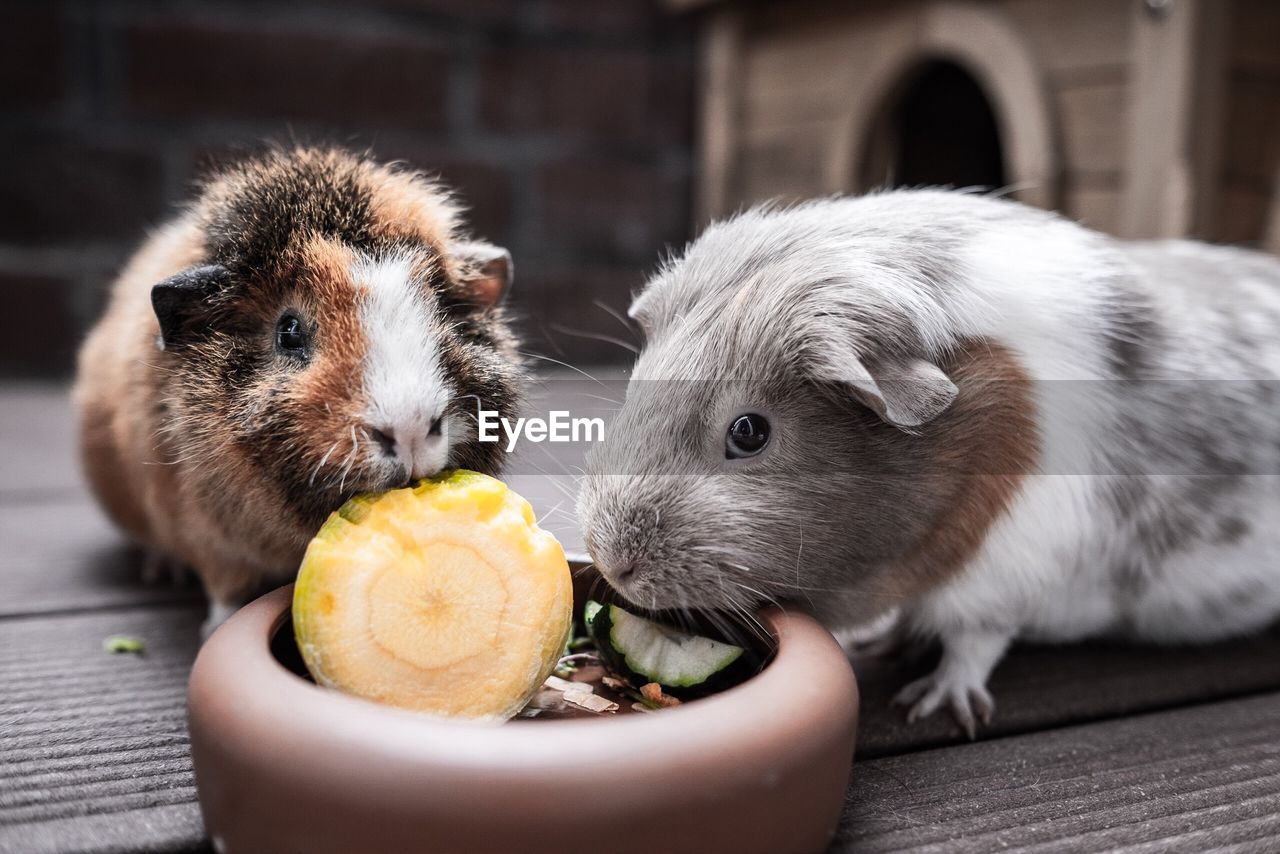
left=0, top=0, right=694, bottom=377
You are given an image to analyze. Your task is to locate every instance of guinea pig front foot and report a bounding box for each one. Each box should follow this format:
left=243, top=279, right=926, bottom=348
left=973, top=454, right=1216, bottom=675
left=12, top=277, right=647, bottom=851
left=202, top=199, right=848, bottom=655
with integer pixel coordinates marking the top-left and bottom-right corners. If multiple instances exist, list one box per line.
left=893, top=672, right=994, bottom=740
left=835, top=607, right=905, bottom=660
left=200, top=600, right=240, bottom=642
left=890, top=629, right=1011, bottom=739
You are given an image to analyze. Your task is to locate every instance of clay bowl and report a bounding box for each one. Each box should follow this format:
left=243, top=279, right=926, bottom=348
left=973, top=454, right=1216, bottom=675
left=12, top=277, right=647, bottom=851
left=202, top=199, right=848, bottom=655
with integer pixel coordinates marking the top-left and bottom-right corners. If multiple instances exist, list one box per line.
left=188, top=565, right=859, bottom=854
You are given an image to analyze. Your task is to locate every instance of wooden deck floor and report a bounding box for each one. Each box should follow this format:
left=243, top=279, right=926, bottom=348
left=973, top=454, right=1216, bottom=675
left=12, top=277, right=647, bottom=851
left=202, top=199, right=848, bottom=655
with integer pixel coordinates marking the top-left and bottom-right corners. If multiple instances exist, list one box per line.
left=4, top=383, right=1280, bottom=853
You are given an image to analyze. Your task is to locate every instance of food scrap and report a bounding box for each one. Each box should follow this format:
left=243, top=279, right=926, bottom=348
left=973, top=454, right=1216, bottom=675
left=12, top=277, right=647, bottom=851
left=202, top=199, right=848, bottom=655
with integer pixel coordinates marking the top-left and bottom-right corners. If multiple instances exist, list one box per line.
left=640, top=682, right=682, bottom=709
left=103, top=635, right=146, bottom=655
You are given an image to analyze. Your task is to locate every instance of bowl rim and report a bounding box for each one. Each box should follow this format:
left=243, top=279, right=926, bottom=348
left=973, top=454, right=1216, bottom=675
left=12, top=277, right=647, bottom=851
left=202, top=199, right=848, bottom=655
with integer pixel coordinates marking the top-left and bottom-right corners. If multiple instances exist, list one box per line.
left=191, top=583, right=860, bottom=769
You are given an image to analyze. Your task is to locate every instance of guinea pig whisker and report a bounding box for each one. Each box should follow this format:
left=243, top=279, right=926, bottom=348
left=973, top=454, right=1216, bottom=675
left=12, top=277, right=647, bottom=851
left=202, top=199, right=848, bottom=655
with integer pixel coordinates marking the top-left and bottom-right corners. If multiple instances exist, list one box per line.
left=528, top=444, right=576, bottom=475
left=547, top=322, right=640, bottom=357
left=522, top=462, right=580, bottom=502
left=711, top=560, right=731, bottom=603
left=795, top=520, right=805, bottom=599
left=310, top=440, right=341, bottom=488
left=454, top=393, right=484, bottom=415
left=516, top=351, right=609, bottom=387
left=574, top=392, right=622, bottom=407
left=722, top=599, right=770, bottom=645
left=671, top=598, right=695, bottom=634
left=333, top=426, right=360, bottom=494
left=592, top=299, right=641, bottom=340
left=700, top=607, right=731, bottom=640
left=534, top=499, right=566, bottom=527
left=540, top=507, right=579, bottom=526
left=729, top=579, right=777, bottom=610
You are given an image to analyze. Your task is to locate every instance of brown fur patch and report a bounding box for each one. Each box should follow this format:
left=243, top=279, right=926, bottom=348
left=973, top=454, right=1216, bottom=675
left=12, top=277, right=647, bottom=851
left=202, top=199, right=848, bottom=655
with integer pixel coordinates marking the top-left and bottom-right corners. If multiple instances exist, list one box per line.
left=887, top=339, right=1040, bottom=599
left=292, top=235, right=367, bottom=420
left=366, top=169, right=458, bottom=259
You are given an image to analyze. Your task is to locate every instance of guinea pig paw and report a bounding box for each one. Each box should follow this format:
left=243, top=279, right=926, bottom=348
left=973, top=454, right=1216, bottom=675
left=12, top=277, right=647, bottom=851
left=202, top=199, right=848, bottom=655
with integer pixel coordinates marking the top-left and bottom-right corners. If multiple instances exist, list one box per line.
left=200, top=601, right=239, bottom=642
left=893, top=672, right=995, bottom=740
left=835, top=608, right=904, bottom=660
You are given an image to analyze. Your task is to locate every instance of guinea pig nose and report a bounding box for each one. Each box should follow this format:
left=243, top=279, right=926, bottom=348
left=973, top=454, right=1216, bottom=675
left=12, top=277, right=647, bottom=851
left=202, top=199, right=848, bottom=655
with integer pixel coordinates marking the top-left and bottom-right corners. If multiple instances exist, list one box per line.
left=368, top=426, right=397, bottom=458
left=607, top=561, right=638, bottom=586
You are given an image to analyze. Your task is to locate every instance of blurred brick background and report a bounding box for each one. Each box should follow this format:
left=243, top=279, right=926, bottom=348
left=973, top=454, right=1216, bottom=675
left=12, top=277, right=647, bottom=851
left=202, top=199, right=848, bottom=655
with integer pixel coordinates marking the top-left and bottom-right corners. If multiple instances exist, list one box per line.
left=0, top=0, right=693, bottom=377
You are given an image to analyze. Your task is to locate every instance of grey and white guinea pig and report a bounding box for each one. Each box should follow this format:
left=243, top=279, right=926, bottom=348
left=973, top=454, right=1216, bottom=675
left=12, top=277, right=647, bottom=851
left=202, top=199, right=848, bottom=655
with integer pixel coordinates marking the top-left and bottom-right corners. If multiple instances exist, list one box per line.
left=578, top=190, right=1280, bottom=736
left=74, top=146, right=525, bottom=633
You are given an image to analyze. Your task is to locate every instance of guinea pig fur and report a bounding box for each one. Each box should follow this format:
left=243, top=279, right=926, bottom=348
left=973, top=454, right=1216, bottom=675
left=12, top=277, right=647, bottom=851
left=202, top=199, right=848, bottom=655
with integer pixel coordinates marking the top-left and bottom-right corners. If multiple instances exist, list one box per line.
left=577, top=190, right=1280, bottom=736
left=74, top=147, right=525, bottom=634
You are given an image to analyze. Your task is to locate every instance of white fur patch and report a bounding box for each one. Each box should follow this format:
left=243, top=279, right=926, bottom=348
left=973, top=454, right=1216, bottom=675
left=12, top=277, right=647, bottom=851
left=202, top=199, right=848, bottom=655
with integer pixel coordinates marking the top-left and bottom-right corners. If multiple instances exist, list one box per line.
left=351, top=252, right=455, bottom=479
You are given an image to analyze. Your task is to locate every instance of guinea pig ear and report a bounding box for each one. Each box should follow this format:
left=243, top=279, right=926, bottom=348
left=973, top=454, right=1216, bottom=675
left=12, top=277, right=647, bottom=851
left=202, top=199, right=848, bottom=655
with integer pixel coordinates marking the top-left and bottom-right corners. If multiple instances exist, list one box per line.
left=455, top=241, right=512, bottom=308
left=626, top=285, right=657, bottom=332
left=819, top=350, right=958, bottom=430
left=151, top=265, right=228, bottom=350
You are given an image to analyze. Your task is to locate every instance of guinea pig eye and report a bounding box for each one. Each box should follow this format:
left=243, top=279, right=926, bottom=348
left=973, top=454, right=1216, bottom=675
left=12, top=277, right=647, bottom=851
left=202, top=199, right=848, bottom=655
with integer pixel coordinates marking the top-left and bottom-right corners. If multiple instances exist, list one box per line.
left=275, top=313, right=308, bottom=356
left=726, top=413, right=770, bottom=459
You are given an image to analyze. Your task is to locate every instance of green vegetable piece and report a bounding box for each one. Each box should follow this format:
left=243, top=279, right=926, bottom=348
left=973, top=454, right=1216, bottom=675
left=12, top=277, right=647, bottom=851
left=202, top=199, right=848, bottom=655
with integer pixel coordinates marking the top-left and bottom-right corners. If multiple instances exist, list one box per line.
left=103, top=635, right=145, bottom=654
left=583, top=599, right=756, bottom=698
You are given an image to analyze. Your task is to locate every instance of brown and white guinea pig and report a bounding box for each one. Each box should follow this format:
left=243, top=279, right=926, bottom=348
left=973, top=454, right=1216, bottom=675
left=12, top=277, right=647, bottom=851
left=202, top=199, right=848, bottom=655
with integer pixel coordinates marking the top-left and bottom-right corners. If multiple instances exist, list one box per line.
left=577, top=190, right=1280, bottom=737
left=74, top=147, right=524, bottom=634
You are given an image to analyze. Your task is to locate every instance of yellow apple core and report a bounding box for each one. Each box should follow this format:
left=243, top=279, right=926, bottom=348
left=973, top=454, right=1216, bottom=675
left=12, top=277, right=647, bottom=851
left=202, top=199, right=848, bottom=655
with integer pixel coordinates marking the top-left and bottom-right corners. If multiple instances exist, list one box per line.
left=292, top=470, right=573, bottom=722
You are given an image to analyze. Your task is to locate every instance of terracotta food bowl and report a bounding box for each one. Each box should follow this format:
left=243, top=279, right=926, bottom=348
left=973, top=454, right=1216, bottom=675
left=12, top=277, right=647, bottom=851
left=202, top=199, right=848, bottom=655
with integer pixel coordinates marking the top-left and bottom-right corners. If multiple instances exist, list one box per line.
left=188, top=567, right=859, bottom=854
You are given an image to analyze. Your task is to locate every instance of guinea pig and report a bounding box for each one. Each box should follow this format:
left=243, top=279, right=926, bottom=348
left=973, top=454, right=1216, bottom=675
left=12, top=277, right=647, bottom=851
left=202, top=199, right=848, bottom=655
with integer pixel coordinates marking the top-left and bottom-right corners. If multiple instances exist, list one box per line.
left=74, top=146, right=524, bottom=634
left=577, top=190, right=1280, bottom=737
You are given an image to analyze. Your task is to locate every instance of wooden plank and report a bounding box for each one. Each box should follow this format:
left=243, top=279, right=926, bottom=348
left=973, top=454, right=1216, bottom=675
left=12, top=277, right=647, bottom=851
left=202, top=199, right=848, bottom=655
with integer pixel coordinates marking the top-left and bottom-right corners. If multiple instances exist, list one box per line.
left=1119, top=0, right=1229, bottom=239
left=1057, top=82, right=1126, bottom=176
left=0, top=497, right=202, bottom=618
left=853, top=626, right=1280, bottom=758
left=1268, top=172, right=1280, bottom=254
left=999, top=0, right=1133, bottom=77
left=837, top=691, right=1280, bottom=852
left=738, top=124, right=836, bottom=203
left=1064, top=186, right=1123, bottom=235
left=695, top=7, right=745, bottom=223
left=741, top=6, right=915, bottom=133
left=4, top=804, right=209, bottom=854
left=0, top=384, right=81, bottom=497
left=1187, top=0, right=1231, bottom=240
left=1221, top=73, right=1280, bottom=186
left=0, top=606, right=206, bottom=853
left=1229, top=0, right=1280, bottom=74
left=1214, top=181, right=1274, bottom=246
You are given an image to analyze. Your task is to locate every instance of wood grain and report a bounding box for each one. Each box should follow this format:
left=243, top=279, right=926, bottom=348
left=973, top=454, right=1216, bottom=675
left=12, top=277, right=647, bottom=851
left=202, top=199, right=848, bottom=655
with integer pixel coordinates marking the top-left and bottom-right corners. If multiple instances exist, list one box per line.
left=838, top=691, right=1280, bottom=852
left=1000, top=0, right=1133, bottom=77
left=0, top=497, right=201, bottom=617
left=0, top=607, right=205, bottom=854
left=1057, top=82, right=1127, bottom=177
left=854, top=628, right=1280, bottom=758
left=0, top=384, right=81, bottom=497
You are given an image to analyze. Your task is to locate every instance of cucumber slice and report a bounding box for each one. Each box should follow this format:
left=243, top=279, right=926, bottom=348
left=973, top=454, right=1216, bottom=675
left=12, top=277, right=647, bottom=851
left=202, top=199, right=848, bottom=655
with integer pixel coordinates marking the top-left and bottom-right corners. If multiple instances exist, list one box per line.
left=584, top=600, right=755, bottom=698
